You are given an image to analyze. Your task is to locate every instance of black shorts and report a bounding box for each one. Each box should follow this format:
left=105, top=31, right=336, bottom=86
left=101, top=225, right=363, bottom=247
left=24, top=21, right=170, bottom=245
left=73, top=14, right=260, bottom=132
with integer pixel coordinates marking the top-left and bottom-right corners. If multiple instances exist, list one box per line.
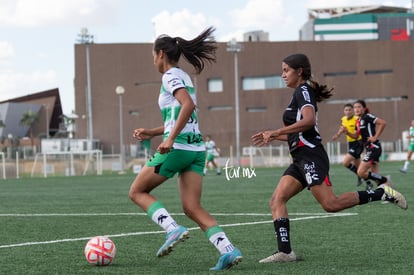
left=283, top=145, right=332, bottom=189
left=348, top=140, right=363, bottom=159
left=362, top=142, right=382, bottom=164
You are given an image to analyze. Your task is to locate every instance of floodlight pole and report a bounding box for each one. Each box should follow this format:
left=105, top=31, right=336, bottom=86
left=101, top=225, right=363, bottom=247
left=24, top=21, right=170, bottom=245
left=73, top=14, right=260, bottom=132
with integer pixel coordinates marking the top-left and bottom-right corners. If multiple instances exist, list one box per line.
left=227, top=39, right=242, bottom=166
left=77, top=28, right=94, bottom=150
left=115, top=86, right=125, bottom=174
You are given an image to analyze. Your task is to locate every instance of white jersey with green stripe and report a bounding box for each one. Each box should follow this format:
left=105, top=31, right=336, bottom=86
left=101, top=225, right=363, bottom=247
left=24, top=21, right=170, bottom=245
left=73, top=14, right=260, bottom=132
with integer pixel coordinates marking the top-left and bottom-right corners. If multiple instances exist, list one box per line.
left=159, top=67, right=205, bottom=151
left=410, top=126, right=414, bottom=145
left=205, top=140, right=216, bottom=154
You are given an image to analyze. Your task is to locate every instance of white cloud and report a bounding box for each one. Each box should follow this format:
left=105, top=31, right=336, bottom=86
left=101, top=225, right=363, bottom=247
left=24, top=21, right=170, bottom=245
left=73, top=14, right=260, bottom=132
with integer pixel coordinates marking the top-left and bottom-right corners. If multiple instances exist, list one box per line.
left=230, top=0, right=289, bottom=29
left=150, top=1, right=293, bottom=43
left=219, top=30, right=246, bottom=43
left=0, top=0, right=121, bottom=27
left=152, top=9, right=220, bottom=41
left=0, top=70, right=57, bottom=100
left=0, top=41, right=15, bottom=59
left=223, top=0, right=300, bottom=41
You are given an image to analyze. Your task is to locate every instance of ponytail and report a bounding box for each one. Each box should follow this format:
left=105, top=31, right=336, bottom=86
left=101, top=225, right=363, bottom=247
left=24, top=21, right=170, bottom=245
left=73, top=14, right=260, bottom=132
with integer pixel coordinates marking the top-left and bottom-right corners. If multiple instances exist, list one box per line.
left=154, top=26, right=217, bottom=74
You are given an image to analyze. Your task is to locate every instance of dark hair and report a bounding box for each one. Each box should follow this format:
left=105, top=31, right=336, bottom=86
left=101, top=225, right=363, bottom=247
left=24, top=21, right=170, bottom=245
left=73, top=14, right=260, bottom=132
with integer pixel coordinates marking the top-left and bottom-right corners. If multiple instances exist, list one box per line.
left=344, top=103, right=353, bottom=108
left=153, top=26, right=217, bottom=74
left=354, top=99, right=370, bottom=113
left=283, top=53, right=333, bottom=102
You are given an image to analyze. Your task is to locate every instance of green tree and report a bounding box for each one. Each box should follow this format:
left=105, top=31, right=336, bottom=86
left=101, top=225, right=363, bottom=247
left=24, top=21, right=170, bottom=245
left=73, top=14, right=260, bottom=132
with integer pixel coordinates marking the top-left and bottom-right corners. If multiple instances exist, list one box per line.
left=20, top=110, right=39, bottom=146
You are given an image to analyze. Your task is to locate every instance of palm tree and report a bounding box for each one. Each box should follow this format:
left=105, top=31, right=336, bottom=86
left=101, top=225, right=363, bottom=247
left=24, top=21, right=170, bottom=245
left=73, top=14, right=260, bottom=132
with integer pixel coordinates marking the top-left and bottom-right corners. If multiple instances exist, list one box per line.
left=20, top=110, right=39, bottom=146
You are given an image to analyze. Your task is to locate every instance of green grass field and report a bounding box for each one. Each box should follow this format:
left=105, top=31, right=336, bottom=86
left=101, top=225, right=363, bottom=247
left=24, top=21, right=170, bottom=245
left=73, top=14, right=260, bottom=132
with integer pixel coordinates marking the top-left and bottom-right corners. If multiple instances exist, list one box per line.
left=0, top=161, right=413, bottom=274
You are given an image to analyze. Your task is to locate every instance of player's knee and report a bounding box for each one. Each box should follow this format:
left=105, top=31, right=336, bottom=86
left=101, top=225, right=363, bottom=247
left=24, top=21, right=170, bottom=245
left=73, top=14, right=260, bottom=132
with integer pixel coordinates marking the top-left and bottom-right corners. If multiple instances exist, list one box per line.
left=128, top=192, right=137, bottom=204
left=269, top=195, right=277, bottom=207
left=356, top=170, right=366, bottom=178
left=128, top=187, right=139, bottom=202
left=269, top=194, right=287, bottom=212
left=128, top=184, right=145, bottom=203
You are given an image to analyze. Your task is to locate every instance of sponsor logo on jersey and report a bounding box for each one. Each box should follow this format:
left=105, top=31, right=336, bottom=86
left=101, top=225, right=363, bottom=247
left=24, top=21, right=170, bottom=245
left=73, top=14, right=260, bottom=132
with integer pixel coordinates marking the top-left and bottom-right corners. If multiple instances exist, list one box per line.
left=301, top=86, right=311, bottom=102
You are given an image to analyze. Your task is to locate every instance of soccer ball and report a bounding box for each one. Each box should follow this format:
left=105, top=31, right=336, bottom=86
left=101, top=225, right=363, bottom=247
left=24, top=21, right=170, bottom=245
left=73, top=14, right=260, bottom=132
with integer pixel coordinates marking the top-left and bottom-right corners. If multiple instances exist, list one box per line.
left=84, top=236, right=116, bottom=266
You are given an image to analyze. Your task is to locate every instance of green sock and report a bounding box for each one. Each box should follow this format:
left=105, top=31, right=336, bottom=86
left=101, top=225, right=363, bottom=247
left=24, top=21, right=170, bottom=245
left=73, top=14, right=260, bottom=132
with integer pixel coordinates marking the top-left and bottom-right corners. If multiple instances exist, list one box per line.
left=206, top=225, right=234, bottom=254
left=147, top=201, right=178, bottom=233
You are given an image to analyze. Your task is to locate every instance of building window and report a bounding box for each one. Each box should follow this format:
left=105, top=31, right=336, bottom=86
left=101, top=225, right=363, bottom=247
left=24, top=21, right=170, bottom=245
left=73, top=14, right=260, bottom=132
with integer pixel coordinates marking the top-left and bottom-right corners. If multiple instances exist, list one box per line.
left=246, top=107, right=267, bottom=112
left=242, top=75, right=285, bottom=91
left=207, top=78, right=223, bottom=93
left=364, top=69, right=393, bottom=75
left=208, top=106, right=232, bottom=111
left=323, top=71, right=357, bottom=77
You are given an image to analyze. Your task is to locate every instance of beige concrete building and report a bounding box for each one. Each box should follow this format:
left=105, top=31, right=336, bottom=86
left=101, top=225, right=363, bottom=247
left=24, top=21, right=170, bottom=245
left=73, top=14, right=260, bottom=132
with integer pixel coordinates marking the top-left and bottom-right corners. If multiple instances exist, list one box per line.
left=74, top=40, right=414, bottom=157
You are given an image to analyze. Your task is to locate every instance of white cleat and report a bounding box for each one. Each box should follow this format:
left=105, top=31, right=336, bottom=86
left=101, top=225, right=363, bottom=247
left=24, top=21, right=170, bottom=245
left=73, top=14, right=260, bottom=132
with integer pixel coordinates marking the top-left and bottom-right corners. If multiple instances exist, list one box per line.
left=259, top=251, right=297, bottom=263
left=378, top=184, right=408, bottom=210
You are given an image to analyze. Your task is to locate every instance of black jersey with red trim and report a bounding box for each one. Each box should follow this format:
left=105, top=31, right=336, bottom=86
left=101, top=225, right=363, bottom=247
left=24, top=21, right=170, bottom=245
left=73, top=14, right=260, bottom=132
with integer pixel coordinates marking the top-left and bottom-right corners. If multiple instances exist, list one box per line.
left=356, top=112, right=377, bottom=144
left=283, top=83, right=322, bottom=152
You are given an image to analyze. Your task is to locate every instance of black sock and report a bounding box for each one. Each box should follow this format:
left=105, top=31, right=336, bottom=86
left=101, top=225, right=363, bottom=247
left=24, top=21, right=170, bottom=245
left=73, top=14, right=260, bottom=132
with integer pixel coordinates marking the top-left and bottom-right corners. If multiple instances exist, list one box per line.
left=357, top=188, right=385, bottom=204
left=274, top=218, right=291, bottom=253
left=367, top=172, right=387, bottom=185
left=347, top=164, right=357, bottom=174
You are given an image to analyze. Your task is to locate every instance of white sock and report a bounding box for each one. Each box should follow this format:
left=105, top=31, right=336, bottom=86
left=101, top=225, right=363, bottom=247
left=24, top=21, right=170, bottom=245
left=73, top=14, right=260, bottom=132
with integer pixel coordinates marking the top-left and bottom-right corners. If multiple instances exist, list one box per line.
left=151, top=208, right=178, bottom=233
left=403, top=161, right=410, bottom=170
left=208, top=232, right=234, bottom=254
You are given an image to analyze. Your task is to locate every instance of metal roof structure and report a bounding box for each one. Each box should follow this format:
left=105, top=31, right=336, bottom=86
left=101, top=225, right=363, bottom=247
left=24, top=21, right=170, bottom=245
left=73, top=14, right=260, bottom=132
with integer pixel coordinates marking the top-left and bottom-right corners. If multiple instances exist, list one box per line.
left=308, top=5, right=409, bottom=19
left=0, top=88, right=63, bottom=138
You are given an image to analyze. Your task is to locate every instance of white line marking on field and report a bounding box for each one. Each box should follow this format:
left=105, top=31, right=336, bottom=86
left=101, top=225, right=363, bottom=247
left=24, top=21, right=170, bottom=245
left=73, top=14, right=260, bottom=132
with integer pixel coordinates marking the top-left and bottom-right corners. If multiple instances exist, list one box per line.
left=0, top=212, right=351, bottom=217
left=0, top=212, right=357, bottom=249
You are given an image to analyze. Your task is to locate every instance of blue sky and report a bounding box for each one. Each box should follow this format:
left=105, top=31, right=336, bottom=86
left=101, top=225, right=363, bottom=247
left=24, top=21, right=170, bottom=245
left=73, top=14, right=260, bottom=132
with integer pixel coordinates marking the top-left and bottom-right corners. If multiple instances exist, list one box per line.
left=0, top=0, right=411, bottom=114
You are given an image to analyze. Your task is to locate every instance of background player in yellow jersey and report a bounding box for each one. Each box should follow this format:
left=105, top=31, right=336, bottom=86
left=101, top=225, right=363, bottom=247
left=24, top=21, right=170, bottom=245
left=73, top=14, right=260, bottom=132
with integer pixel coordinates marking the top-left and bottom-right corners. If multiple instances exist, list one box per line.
left=332, top=103, right=372, bottom=189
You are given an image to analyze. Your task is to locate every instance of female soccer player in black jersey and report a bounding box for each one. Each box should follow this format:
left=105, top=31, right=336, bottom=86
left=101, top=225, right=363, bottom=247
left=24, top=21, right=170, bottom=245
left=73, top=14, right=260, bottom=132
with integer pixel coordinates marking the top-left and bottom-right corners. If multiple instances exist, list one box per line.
left=344, top=100, right=389, bottom=187
left=332, top=103, right=371, bottom=188
left=251, top=53, right=407, bottom=264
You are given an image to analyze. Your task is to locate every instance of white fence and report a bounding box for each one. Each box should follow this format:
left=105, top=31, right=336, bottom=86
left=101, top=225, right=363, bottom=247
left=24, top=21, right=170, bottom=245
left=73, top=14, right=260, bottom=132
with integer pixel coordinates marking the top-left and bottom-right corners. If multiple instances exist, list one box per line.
left=30, top=150, right=102, bottom=177
left=0, top=140, right=408, bottom=179
left=216, top=141, right=406, bottom=169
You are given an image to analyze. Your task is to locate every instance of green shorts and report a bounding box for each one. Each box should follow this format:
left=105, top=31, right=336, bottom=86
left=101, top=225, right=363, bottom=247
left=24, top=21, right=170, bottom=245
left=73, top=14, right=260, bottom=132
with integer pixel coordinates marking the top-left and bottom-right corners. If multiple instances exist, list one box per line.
left=146, top=149, right=206, bottom=178
left=206, top=153, right=215, bottom=162
left=410, top=143, right=414, bottom=152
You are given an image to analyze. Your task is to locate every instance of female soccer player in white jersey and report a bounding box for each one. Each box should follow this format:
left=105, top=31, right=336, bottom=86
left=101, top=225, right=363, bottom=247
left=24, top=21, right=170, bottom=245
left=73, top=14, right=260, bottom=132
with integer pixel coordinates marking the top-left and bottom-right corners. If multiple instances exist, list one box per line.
left=128, top=26, right=242, bottom=271
left=400, top=120, right=414, bottom=173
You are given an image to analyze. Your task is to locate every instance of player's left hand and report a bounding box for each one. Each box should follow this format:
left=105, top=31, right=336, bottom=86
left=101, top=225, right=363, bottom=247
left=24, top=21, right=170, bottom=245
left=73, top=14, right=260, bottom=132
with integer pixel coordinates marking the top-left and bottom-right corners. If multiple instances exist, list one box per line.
left=157, top=139, right=174, bottom=154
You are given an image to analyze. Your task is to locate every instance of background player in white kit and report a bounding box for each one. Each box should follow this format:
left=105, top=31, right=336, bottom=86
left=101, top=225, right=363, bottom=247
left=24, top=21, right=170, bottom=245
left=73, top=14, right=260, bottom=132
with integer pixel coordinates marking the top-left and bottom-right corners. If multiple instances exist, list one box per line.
left=400, top=120, right=414, bottom=173
left=204, top=135, right=221, bottom=175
